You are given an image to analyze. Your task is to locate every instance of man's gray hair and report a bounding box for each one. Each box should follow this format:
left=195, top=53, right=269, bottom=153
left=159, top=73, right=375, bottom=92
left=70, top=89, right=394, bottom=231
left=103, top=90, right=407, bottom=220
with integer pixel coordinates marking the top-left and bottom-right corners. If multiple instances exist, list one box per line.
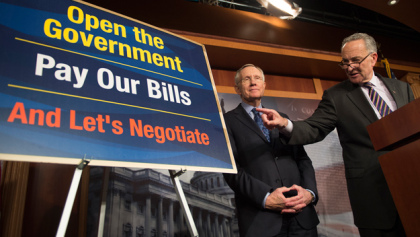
left=341, top=33, right=377, bottom=53
left=234, top=64, right=265, bottom=85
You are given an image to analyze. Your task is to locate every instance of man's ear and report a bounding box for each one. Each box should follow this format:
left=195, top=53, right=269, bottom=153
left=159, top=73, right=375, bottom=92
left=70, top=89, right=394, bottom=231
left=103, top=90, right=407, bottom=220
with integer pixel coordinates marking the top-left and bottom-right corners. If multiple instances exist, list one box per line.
left=234, top=85, right=241, bottom=95
left=371, top=52, right=378, bottom=66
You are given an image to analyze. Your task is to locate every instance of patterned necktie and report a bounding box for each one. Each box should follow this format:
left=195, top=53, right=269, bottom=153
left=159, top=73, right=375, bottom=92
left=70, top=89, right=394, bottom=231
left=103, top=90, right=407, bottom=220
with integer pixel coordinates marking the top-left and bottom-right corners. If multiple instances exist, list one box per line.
left=252, top=108, right=270, bottom=142
left=364, top=82, right=392, bottom=117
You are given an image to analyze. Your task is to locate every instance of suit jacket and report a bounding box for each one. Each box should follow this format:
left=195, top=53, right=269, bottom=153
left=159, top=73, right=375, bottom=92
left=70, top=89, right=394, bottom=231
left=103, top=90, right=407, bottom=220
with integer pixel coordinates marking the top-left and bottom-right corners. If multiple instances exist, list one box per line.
left=223, top=104, right=319, bottom=237
left=288, top=73, right=414, bottom=229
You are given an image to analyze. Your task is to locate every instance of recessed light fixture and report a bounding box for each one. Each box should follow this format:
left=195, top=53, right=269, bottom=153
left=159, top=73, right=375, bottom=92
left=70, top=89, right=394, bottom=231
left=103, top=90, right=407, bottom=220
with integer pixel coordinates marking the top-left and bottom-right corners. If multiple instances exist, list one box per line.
left=388, top=0, right=399, bottom=6
left=257, top=0, right=302, bottom=19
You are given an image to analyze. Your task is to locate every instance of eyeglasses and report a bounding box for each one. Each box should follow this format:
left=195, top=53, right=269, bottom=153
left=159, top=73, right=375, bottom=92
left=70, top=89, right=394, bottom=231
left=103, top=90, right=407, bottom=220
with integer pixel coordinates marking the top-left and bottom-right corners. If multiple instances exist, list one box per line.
left=339, top=53, right=372, bottom=69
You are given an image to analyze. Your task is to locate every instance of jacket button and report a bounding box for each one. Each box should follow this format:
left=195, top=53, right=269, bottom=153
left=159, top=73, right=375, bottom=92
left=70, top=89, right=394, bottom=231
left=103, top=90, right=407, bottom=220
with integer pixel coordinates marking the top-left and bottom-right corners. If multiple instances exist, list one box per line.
left=276, top=179, right=280, bottom=183
left=275, top=157, right=279, bottom=160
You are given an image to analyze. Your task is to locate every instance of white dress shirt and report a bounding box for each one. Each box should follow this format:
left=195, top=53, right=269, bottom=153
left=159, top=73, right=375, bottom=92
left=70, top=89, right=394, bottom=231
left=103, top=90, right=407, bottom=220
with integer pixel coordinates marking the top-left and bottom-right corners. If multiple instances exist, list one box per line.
left=360, top=74, right=397, bottom=119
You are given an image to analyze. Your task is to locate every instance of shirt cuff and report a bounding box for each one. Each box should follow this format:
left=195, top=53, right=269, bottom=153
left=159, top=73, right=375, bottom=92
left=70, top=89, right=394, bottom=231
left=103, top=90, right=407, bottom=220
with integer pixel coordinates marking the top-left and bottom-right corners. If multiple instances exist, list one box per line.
left=279, top=119, right=293, bottom=137
left=306, top=189, right=316, bottom=203
left=263, top=192, right=270, bottom=209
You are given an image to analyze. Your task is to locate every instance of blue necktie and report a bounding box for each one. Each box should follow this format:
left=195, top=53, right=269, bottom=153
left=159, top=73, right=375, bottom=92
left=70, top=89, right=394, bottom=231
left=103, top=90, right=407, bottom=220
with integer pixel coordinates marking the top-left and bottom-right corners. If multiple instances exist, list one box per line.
left=252, top=108, right=270, bottom=142
left=364, top=82, right=392, bottom=117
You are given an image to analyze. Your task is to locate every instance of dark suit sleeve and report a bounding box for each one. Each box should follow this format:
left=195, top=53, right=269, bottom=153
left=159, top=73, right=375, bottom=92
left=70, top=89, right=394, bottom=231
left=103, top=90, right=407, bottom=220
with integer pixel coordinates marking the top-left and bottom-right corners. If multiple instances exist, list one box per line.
left=406, top=81, right=415, bottom=103
left=289, top=90, right=338, bottom=145
left=223, top=123, right=272, bottom=208
left=294, top=144, right=318, bottom=204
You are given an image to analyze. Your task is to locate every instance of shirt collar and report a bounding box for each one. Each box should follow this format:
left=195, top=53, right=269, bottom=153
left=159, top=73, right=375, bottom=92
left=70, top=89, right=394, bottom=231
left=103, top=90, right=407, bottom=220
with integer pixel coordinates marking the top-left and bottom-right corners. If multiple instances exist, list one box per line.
left=361, top=72, right=379, bottom=87
left=241, top=102, right=262, bottom=115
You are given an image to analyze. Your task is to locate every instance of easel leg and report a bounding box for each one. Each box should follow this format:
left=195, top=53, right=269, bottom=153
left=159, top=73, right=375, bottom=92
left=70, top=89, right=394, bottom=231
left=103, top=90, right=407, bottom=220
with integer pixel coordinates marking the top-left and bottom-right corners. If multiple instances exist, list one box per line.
left=56, top=159, right=89, bottom=237
left=97, top=167, right=110, bottom=237
left=169, top=169, right=199, bottom=237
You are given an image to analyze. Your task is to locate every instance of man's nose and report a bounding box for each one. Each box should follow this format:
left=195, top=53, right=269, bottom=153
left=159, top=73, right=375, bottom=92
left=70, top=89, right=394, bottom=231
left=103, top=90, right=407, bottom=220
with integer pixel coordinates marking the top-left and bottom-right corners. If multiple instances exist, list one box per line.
left=346, top=64, right=356, bottom=72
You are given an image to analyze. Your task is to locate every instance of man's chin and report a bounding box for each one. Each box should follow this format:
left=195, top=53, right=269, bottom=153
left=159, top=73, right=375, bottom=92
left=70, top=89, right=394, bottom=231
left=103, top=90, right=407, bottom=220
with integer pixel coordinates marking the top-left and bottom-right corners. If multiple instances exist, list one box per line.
left=245, top=97, right=262, bottom=103
left=348, top=76, right=362, bottom=84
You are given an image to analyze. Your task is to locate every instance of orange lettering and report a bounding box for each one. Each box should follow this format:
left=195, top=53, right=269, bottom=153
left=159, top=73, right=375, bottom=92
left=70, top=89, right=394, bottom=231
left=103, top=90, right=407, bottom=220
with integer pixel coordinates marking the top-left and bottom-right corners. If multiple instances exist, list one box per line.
left=129, top=118, right=143, bottom=137
left=46, top=108, right=61, bottom=128
left=7, top=102, right=28, bottom=124
left=69, top=110, right=83, bottom=130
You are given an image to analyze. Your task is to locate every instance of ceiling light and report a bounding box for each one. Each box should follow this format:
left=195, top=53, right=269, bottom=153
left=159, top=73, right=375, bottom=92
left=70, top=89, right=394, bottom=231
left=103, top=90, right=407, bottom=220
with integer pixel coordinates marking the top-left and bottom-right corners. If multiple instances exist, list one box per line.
left=388, top=0, right=399, bottom=5
left=257, top=0, right=302, bottom=19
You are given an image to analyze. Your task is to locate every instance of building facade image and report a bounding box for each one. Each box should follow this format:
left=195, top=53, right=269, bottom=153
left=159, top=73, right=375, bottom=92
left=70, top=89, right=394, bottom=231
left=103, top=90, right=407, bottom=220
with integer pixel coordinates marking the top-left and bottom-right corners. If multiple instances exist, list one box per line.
left=87, top=167, right=238, bottom=237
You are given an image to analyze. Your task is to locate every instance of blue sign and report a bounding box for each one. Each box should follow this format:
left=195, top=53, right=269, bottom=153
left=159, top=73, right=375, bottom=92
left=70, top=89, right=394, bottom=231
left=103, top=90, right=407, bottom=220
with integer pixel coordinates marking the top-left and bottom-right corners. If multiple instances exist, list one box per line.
left=0, top=0, right=235, bottom=172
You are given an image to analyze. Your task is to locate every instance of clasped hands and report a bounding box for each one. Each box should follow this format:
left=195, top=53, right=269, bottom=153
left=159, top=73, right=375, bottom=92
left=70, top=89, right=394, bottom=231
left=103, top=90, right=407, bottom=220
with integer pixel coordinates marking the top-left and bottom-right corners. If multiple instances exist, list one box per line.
left=265, top=185, right=312, bottom=214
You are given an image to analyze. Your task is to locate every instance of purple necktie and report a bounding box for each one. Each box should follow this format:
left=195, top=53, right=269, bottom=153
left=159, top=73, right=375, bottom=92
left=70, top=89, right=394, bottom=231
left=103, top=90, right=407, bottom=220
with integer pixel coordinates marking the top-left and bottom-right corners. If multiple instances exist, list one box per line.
left=364, top=82, right=392, bottom=117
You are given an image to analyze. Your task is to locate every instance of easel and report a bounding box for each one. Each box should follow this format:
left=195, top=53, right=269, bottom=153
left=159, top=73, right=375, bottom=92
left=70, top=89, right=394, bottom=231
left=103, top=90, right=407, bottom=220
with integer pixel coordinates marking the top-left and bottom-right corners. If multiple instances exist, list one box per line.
left=169, top=169, right=199, bottom=237
left=56, top=159, right=90, bottom=237
left=56, top=162, right=199, bottom=237
left=95, top=168, right=199, bottom=237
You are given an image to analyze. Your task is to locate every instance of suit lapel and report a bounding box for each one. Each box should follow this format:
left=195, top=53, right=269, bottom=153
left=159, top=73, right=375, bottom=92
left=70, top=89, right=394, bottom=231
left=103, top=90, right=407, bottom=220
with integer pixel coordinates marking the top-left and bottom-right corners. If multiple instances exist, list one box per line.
left=346, top=82, right=378, bottom=124
left=346, top=74, right=402, bottom=124
left=378, top=74, right=404, bottom=108
left=233, top=105, right=271, bottom=143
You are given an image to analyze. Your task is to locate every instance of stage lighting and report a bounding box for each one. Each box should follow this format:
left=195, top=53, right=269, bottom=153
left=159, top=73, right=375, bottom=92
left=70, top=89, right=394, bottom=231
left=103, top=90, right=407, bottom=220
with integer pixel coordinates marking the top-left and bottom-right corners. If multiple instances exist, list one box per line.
left=257, top=0, right=302, bottom=19
left=388, top=0, right=399, bottom=5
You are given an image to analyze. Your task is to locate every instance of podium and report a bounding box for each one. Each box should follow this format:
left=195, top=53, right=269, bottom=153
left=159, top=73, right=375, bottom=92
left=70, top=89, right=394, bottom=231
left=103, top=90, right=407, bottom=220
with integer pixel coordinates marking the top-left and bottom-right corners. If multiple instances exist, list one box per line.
left=367, top=98, right=420, bottom=237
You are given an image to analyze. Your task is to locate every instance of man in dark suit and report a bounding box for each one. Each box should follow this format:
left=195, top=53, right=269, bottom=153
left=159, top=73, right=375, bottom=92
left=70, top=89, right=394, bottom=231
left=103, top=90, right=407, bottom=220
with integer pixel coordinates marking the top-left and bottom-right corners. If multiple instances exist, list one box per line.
left=258, top=33, right=414, bottom=237
left=223, top=64, right=319, bottom=237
